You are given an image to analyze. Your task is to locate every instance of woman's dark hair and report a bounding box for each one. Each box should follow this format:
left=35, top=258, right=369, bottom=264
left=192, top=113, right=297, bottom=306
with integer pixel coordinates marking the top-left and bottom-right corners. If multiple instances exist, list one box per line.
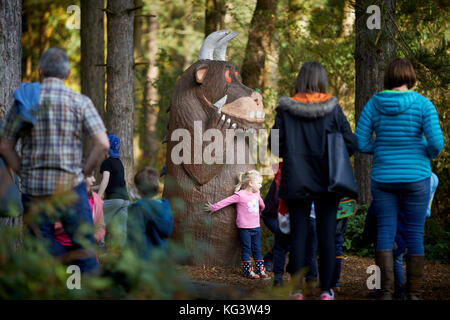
left=384, top=58, right=416, bottom=89
left=134, top=166, right=160, bottom=196
left=296, top=61, right=328, bottom=93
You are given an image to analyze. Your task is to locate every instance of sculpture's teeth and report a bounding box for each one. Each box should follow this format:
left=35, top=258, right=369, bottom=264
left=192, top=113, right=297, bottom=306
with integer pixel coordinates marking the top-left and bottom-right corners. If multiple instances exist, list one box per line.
left=262, top=112, right=265, bottom=118
left=213, top=95, right=227, bottom=113
left=249, top=111, right=255, bottom=119
left=226, top=118, right=231, bottom=124
left=231, top=123, right=237, bottom=129
left=221, top=115, right=226, bottom=121
left=256, top=111, right=261, bottom=118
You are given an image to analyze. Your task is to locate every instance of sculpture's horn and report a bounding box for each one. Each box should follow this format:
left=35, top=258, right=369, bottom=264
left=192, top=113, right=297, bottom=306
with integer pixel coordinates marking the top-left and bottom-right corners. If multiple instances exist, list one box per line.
left=198, top=30, right=230, bottom=60
left=213, top=32, right=238, bottom=61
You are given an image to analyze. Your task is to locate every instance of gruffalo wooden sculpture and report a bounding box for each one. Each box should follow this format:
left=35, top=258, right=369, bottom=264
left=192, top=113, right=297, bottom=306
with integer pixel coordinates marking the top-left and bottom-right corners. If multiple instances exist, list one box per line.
left=162, top=30, right=265, bottom=266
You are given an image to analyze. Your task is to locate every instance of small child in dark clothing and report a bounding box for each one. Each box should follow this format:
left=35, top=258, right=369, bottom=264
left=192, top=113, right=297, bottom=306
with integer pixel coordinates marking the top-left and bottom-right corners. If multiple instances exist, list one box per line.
left=127, top=167, right=173, bottom=260
left=331, top=217, right=349, bottom=292
left=98, top=133, right=130, bottom=249
left=261, top=165, right=318, bottom=288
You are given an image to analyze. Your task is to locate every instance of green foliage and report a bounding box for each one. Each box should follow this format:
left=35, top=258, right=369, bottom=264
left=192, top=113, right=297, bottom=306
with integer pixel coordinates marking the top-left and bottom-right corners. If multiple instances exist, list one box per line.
left=0, top=228, right=191, bottom=299
left=22, top=0, right=81, bottom=91
left=0, top=199, right=191, bottom=299
left=342, top=205, right=374, bottom=257
left=424, top=218, right=450, bottom=264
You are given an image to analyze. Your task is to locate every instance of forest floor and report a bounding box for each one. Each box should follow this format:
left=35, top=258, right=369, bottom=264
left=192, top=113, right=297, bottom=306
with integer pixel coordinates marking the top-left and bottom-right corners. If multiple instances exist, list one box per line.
left=178, top=255, right=450, bottom=300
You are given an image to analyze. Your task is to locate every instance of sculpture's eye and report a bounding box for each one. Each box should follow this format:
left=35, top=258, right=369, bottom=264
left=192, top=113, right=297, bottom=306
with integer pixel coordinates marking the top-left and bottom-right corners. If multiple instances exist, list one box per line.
left=225, top=69, right=232, bottom=84
left=235, top=71, right=241, bottom=82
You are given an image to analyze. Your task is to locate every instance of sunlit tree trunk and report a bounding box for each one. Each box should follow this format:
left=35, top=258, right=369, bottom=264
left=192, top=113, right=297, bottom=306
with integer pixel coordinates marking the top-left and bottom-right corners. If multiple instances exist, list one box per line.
left=354, top=0, right=396, bottom=204
left=287, top=0, right=302, bottom=43
left=142, top=12, right=159, bottom=163
left=135, top=0, right=159, bottom=164
left=105, top=0, right=135, bottom=186
left=0, top=0, right=23, bottom=239
left=240, top=0, right=277, bottom=90
left=341, top=0, right=355, bottom=37
left=183, top=0, right=195, bottom=70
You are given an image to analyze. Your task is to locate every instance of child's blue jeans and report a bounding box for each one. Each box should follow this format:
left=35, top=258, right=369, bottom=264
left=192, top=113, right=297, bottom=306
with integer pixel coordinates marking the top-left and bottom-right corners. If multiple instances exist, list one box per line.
left=238, top=227, right=263, bottom=261
left=22, top=182, right=98, bottom=273
left=394, top=252, right=405, bottom=287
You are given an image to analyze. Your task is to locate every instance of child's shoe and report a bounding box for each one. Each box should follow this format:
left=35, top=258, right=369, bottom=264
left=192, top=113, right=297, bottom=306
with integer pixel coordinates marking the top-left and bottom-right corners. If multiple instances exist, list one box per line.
left=255, top=260, right=270, bottom=279
left=289, top=290, right=304, bottom=300
left=273, top=275, right=283, bottom=287
left=320, top=289, right=335, bottom=300
left=242, top=261, right=260, bottom=279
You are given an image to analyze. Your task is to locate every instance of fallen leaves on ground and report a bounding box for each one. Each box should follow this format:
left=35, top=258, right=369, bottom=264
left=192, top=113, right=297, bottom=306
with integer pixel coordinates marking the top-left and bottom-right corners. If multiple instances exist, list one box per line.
left=178, top=255, right=450, bottom=300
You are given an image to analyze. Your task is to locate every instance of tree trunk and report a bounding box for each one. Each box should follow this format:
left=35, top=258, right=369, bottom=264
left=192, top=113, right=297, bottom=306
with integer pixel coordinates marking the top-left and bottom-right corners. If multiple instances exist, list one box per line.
left=240, top=0, right=277, bottom=90
left=134, top=1, right=159, bottom=165
left=0, top=0, right=23, bottom=236
left=105, top=0, right=135, bottom=187
left=141, top=11, right=159, bottom=163
left=183, top=0, right=195, bottom=70
left=341, top=0, right=355, bottom=37
left=205, top=0, right=227, bottom=36
left=287, top=0, right=302, bottom=43
left=354, top=0, right=396, bottom=204
left=81, top=0, right=105, bottom=120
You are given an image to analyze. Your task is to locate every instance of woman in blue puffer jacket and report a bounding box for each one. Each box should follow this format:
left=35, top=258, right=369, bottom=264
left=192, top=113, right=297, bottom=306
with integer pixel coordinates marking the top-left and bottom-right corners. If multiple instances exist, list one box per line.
left=355, top=58, right=444, bottom=300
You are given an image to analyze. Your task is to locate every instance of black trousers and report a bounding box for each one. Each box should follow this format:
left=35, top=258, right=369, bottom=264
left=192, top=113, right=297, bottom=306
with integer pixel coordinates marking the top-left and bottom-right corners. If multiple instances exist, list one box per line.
left=287, top=195, right=340, bottom=292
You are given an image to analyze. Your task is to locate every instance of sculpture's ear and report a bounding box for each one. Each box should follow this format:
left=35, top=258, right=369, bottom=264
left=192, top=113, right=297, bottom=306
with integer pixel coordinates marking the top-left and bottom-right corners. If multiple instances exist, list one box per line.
left=195, top=64, right=208, bottom=84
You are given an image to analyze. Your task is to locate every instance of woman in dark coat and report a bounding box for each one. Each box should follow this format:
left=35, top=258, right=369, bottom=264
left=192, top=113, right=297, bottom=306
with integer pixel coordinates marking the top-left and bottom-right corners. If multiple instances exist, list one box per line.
left=271, top=61, right=357, bottom=300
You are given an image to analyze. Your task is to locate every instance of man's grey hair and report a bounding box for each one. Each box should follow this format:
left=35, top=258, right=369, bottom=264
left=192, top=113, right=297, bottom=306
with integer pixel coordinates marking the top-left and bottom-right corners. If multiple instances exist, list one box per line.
left=39, top=48, right=70, bottom=79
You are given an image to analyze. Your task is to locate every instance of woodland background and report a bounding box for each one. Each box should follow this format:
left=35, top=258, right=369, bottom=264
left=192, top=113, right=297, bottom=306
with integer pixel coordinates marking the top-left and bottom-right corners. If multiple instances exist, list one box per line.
left=0, top=0, right=448, bottom=298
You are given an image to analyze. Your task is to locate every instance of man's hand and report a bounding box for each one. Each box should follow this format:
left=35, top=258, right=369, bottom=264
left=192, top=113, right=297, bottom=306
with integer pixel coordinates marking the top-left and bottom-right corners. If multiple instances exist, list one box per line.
left=0, top=137, right=20, bottom=173
left=83, top=131, right=109, bottom=177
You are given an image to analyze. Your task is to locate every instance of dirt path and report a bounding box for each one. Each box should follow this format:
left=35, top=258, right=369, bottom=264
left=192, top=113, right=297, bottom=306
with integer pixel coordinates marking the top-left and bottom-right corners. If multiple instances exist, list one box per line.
left=179, top=255, right=450, bottom=300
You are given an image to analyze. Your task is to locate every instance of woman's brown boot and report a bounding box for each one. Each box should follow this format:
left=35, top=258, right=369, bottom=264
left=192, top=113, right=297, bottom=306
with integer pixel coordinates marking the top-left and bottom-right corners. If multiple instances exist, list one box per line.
left=375, top=250, right=394, bottom=300
left=406, top=254, right=424, bottom=300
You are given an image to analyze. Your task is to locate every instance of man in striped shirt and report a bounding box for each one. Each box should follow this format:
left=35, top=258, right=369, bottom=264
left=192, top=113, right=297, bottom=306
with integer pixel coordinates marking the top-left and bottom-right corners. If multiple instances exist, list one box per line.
left=0, top=48, right=109, bottom=273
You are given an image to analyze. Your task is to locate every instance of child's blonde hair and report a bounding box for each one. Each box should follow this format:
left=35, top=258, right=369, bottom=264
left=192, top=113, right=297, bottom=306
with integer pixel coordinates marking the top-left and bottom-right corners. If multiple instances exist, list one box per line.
left=235, top=170, right=262, bottom=192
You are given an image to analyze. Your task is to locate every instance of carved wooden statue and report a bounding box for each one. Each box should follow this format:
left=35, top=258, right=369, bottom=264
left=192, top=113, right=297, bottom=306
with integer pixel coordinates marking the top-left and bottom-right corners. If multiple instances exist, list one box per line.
left=162, top=31, right=265, bottom=266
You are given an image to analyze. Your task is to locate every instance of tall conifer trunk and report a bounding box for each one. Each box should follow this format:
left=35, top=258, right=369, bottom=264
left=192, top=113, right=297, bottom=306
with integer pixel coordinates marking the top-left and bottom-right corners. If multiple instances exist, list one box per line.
left=105, top=0, right=135, bottom=186
left=354, top=0, right=396, bottom=204
left=0, top=0, right=23, bottom=240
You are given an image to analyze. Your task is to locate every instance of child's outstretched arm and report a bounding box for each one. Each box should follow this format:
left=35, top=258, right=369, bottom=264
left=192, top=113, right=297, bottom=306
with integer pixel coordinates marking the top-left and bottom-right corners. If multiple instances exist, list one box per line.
left=206, top=193, right=240, bottom=214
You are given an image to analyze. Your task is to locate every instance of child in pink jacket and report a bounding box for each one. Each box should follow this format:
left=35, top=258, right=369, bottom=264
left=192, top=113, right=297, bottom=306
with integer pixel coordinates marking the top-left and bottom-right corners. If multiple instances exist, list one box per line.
left=55, top=176, right=106, bottom=251
left=205, top=170, right=270, bottom=279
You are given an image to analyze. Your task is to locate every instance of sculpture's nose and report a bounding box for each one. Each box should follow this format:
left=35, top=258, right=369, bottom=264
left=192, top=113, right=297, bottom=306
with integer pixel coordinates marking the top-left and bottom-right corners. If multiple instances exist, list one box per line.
left=251, top=90, right=263, bottom=108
